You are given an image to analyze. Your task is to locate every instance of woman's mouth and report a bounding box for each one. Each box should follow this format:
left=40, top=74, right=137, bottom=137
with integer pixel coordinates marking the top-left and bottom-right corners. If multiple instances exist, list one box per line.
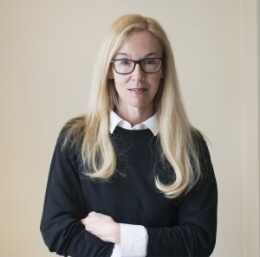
left=128, top=88, right=147, bottom=95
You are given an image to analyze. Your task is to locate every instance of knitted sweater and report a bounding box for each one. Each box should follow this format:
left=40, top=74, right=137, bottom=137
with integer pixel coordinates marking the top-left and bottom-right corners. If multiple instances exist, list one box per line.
left=40, top=126, right=217, bottom=257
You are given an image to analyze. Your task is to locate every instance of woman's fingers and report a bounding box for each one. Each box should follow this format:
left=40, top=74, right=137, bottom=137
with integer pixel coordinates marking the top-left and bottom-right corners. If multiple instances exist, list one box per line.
left=80, top=212, right=120, bottom=243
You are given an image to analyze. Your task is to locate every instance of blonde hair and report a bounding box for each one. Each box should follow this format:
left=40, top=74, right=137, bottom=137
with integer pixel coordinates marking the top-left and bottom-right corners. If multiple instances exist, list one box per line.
left=63, top=14, right=202, bottom=198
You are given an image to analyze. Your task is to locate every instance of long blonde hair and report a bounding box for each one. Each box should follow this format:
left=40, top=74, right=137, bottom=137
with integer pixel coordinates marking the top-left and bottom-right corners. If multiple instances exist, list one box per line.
left=63, top=14, right=202, bottom=198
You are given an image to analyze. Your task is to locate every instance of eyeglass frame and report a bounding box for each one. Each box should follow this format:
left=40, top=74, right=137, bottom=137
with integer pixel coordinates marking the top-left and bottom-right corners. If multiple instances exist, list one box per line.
left=110, top=58, right=164, bottom=75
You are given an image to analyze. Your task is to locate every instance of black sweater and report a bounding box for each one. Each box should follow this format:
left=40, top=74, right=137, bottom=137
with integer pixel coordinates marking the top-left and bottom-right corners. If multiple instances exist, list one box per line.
left=40, top=126, right=217, bottom=257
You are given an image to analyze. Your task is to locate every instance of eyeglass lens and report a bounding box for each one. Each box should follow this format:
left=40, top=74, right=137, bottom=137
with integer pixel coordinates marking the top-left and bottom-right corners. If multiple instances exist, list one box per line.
left=112, top=58, right=162, bottom=74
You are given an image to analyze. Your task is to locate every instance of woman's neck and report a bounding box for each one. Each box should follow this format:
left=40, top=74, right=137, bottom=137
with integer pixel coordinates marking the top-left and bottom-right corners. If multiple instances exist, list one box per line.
left=116, top=106, right=154, bottom=127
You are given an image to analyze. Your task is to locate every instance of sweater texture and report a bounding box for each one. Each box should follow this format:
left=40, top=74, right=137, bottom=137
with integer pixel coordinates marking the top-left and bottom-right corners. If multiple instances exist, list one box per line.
left=40, top=125, right=217, bottom=257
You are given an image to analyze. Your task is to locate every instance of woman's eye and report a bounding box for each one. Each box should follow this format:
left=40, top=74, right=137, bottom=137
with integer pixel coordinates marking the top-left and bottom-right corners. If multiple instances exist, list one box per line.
left=120, top=60, right=131, bottom=65
left=143, top=59, right=155, bottom=65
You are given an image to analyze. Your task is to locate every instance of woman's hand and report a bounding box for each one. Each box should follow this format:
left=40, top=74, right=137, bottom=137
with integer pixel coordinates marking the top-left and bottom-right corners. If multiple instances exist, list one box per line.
left=80, top=211, right=120, bottom=244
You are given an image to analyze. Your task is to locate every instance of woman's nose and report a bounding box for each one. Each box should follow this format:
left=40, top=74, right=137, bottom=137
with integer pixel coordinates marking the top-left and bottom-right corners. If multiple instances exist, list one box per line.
left=131, top=63, right=145, bottom=80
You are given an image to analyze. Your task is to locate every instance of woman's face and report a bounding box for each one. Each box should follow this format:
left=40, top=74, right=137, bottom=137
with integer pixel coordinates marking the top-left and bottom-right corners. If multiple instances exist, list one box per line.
left=109, top=31, right=163, bottom=117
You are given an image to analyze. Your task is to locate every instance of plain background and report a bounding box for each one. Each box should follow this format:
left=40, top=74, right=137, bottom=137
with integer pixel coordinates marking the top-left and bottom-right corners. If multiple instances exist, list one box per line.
left=0, top=0, right=259, bottom=256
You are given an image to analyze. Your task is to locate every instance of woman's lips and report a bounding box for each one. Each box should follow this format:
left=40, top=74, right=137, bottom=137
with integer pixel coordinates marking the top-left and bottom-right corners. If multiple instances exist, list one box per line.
left=128, top=88, right=147, bottom=95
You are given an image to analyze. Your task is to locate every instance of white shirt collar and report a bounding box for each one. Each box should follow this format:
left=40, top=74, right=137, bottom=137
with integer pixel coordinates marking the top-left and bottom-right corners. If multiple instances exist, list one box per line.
left=110, top=111, right=159, bottom=136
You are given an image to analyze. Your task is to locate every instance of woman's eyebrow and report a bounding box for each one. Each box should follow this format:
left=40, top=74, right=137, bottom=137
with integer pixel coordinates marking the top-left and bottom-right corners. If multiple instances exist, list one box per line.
left=115, top=52, right=160, bottom=59
left=144, top=52, right=160, bottom=58
left=115, top=53, right=129, bottom=57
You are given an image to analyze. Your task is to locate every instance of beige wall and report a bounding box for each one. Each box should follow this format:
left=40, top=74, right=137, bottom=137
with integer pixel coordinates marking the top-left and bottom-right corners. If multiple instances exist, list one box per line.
left=0, top=0, right=259, bottom=256
left=242, top=0, right=260, bottom=256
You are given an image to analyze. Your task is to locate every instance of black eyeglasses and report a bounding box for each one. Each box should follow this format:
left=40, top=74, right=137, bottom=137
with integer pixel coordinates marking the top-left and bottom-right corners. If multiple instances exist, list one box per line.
left=111, top=58, right=163, bottom=75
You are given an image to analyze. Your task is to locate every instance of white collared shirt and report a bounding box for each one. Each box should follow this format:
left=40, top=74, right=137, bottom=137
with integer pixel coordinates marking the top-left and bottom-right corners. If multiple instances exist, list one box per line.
left=110, top=111, right=159, bottom=136
left=110, top=111, right=158, bottom=257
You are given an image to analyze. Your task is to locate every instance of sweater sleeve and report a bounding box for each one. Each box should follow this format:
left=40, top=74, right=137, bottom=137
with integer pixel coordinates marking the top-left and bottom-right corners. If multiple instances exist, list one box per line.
left=40, top=137, right=114, bottom=257
left=147, top=136, right=218, bottom=257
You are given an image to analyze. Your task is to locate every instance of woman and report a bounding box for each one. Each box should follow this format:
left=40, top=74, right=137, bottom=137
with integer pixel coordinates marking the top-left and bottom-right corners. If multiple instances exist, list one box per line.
left=40, top=14, right=217, bottom=257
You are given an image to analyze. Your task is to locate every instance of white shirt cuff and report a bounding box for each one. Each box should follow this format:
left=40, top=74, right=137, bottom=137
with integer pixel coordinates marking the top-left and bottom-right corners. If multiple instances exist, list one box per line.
left=111, top=224, right=148, bottom=257
left=111, top=243, right=121, bottom=257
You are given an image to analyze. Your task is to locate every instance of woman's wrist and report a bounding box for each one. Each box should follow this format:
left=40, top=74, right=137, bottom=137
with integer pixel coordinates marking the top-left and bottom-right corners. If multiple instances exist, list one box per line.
left=112, top=222, right=121, bottom=244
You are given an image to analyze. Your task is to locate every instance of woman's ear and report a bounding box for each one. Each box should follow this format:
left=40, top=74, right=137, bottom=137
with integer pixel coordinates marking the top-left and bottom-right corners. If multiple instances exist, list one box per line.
left=107, top=68, right=114, bottom=79
left=161, top=71, right=165, bottom=79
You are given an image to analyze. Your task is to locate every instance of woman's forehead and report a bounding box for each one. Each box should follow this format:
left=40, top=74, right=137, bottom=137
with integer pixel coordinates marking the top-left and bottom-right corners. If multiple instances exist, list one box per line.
left=115, top=31, right=163, bottom=58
